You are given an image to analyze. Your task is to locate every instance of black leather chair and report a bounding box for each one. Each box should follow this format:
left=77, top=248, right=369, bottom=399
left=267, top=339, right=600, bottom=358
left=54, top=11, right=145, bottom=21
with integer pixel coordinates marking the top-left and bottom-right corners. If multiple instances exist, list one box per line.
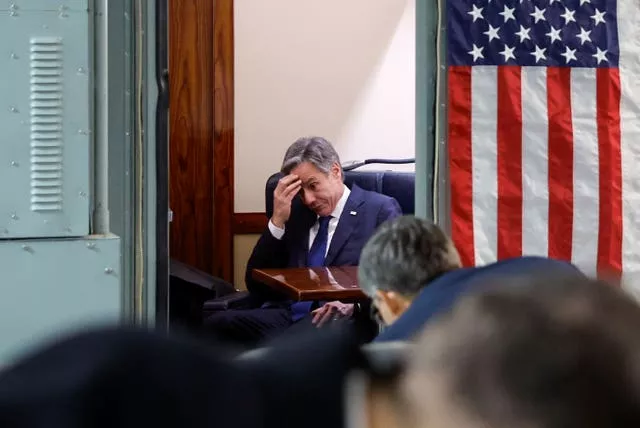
left=202, top=161, right=415, bottom=317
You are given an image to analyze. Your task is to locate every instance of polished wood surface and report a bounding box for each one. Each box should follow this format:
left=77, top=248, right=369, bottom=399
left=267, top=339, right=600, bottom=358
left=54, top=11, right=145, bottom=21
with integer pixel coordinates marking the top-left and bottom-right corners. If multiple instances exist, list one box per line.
left=212, top=0, right=235, bottom=282
left=233, top=212, right=268, bottom=234
left=252, top=267, right=365, bottom=301
left=169, top=0, right=235, bottom=281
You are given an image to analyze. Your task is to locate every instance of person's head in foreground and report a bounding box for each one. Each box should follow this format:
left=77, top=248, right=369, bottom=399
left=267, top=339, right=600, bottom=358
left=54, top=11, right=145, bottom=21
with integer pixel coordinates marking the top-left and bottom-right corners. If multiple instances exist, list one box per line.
left=371, top=274, right=640, bottom=428
left=358, top=215, right=462, bottom=325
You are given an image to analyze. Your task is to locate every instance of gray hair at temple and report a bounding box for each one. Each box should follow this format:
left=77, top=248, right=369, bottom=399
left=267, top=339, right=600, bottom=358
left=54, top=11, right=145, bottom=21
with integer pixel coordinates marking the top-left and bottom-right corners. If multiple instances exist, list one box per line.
left=281, top=136, right=343, bottom=180
left=358, top=216, right=462, bottom=298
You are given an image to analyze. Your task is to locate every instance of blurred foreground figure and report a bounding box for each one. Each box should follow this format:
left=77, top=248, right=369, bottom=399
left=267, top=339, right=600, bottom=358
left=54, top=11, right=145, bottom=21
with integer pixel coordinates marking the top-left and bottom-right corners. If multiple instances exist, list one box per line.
left=386, top=275, right=640, bottom=428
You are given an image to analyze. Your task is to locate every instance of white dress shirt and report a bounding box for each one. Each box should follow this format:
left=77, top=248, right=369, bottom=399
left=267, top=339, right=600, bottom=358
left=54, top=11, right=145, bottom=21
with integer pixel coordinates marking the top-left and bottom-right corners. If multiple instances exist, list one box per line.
left=268, top=185, right=351, bottom=256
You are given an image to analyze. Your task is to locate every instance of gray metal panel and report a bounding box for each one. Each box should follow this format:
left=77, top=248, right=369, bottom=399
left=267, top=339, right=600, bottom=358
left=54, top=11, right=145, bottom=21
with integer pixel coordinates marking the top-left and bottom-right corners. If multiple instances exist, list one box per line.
left=0, top=235, right=121, bottom=364
left=0, top=10, right=90, bottom=238
left=0, top=1, right=88, bottom=12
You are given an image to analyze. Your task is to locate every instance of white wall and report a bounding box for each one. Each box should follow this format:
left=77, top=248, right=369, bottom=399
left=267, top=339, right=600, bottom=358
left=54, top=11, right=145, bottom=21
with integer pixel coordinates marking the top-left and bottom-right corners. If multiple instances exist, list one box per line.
left=234, top=0, right=416, bottom=212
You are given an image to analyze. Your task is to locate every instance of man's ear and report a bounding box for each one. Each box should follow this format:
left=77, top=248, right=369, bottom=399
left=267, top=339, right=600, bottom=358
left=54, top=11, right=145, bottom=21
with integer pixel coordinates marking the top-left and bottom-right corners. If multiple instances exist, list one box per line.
left=377, top=290, right=410, bottom=318
left=331, top=162, right=342, bottom=180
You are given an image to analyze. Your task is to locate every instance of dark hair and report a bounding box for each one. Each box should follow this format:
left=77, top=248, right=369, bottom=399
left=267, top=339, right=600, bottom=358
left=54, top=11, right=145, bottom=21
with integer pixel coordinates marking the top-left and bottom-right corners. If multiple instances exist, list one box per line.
left=358, top=216, right=461, bottom=298
left=281, top=136, right=342, bottom=180
left=409, top=274, right=640, bottom=428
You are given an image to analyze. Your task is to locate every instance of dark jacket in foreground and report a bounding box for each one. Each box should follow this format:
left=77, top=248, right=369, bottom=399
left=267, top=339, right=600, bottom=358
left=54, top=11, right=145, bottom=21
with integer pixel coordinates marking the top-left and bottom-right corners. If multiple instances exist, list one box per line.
left=376, top=256, right=585, bottom=342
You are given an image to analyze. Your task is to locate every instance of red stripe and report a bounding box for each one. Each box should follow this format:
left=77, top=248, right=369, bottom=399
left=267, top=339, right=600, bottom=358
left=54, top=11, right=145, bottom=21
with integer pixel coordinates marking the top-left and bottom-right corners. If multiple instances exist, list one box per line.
left=596, top=68, right=623, bottom=279
left=448, top=66, right=475, bottom=266
left=546, top=67, right=574, bottom=261
left=497, top=66, right=523, bottom=259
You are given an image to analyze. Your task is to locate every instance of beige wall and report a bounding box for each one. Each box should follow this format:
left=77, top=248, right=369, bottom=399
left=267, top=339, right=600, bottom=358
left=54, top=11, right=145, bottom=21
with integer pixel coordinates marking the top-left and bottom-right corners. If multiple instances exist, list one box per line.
left=233, top=0, right=416, bottom=287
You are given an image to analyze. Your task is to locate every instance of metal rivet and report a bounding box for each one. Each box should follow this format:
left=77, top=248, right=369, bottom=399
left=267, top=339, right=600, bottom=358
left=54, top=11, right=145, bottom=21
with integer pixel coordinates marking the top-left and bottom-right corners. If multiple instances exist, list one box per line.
left=86, top=242, right=96, bottom=249
left=77, top=129, right=87, bottom=135
left=77, top=67, right=86, bottom=74
left=9, top=106, right=17, bottom=113
left=78, top=191, right=87, bottom=197
left=22, top=245, right=31, bottom=252
left=10, top=214, right=18, bottom=220
left=10, top=52, right=18, bottom=59
left=64, top=227, right=72, bottom=232
left=10, top=161, right=18, bottom=167
left=9, top=11, right=17, bottom=17
left=104, top=267, right=114, bottom=274
left=125, top=131, right=131, bottom=136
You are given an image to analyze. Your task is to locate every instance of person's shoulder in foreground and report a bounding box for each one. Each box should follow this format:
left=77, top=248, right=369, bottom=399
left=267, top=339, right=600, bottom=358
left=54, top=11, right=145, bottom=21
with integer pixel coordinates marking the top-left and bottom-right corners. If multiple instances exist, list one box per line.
left=376, top=256, right=585, bottom=342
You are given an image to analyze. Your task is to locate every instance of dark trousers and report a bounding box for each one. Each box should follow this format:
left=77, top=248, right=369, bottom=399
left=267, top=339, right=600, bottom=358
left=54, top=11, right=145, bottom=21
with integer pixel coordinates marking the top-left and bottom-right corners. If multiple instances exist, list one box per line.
left=204, top=302, right=378, bottom=348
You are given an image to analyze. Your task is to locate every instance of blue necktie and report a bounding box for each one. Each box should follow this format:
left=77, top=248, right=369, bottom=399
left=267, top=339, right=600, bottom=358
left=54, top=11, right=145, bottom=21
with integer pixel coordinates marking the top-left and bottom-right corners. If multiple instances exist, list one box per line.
left=291, top=216, right=331, bottom=321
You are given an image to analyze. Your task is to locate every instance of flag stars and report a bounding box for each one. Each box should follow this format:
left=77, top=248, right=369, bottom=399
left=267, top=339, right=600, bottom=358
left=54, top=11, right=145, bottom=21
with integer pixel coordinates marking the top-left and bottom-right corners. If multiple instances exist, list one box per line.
left=515, top=25, right=531, bottom=43
left=468, top=44, right=484, bottom=62
left=530, top=6, right=546, bottom=23
left=467, top=4, right=484, bottom=22
left=576, top=27, right=591, bottom=45
left=591, top=8, right=606, bottom=26
left=579, top=0, right=591, bottom=5
left=484, top=24, right=501, bottom=42
left=530, top=45, right=547, bottom=63
left=593, top=47, right=608, bottom=64
left=560, top=7, right=576, bottom=24
left=499, top=5, right=516, bottom=23
left=546, top=26, right=562, bottom=43
left=500, top=45, right=516, bottom=62
left=561, top=46, right=577, bottom=63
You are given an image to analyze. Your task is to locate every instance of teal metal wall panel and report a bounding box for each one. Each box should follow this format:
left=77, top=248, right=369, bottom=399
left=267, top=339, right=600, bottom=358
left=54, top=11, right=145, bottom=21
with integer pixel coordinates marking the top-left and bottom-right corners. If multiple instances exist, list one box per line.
left=0, top=10, right=90, bottom=238
left=0, top=1, right=88, bottom=12
left=0, top=235, right=121, bottom=364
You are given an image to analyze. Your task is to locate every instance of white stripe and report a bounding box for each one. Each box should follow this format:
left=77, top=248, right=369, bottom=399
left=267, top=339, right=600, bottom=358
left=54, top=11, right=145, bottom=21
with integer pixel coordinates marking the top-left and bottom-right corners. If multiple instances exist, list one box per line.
left=471, top=66, right=498, bottom=266
left=619, top=0, right=640, bottom=298
left=569, top=68, right=599, bottom=276
left=521, top=67, right=549, bottom=258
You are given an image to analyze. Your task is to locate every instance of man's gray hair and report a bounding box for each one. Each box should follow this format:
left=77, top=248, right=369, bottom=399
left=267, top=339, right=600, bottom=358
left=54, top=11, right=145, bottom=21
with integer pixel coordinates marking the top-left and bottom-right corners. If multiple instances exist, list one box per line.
left=281, top=136, right=342, bottom=180
left=358, top=216, right=462, bottom=298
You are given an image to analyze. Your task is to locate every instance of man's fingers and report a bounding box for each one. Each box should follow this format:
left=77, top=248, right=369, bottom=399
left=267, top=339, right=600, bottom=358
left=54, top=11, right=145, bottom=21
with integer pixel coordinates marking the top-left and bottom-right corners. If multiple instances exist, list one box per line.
left=282, top=180, right=301, bottom=198
left=278, top=174, right=299, bottom=188
left=311, top=306, right=328, bottom=325
left=316, top=307, right=336, bottom=327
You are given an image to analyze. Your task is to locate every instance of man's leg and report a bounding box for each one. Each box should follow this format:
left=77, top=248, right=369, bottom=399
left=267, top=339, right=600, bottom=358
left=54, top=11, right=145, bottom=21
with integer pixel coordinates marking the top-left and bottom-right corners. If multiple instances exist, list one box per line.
left=204, top=308, right=292, bottom=347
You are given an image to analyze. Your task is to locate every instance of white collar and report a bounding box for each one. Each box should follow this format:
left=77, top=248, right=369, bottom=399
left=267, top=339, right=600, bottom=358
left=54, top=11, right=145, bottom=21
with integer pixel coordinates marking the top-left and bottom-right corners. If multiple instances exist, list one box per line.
left=328, top=184, right=350, bottom=219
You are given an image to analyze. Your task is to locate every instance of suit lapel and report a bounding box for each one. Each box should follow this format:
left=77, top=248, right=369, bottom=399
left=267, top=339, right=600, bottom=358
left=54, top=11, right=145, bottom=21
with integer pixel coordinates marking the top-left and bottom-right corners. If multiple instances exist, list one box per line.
left=325, top=185, right=365, bottom=266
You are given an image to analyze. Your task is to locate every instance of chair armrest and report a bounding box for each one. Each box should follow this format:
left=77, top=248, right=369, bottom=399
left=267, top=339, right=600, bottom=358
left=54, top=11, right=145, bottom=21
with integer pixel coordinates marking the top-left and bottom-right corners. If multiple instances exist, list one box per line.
left=203, top=291, right=258, bottom=314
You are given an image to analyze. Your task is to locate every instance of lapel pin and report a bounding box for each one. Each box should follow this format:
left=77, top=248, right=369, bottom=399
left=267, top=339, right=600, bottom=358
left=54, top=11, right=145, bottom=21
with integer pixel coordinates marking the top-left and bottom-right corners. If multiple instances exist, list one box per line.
left=350, top=211, right=357, bottom=216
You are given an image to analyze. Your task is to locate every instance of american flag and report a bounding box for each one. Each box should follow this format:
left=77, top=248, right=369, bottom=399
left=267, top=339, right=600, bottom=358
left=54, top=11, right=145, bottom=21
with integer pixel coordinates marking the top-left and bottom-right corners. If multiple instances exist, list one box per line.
left=447, top=0, right=640, bottom=291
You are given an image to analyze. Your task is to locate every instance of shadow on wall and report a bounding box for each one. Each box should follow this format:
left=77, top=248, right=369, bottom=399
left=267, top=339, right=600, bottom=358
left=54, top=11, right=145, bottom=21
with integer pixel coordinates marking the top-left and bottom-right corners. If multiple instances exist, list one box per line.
left=235, top=0, right=416, bottom=212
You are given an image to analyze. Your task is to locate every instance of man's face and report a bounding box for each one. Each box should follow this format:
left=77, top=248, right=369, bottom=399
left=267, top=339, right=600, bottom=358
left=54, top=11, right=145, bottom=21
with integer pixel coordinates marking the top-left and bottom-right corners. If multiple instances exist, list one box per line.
left=290, top=161, right=344, bottom=216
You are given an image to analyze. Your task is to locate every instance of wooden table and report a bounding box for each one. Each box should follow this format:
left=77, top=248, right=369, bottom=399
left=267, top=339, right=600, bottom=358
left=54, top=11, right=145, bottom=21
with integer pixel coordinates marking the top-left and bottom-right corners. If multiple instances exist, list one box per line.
left=251, top=266, right=365, bottom=301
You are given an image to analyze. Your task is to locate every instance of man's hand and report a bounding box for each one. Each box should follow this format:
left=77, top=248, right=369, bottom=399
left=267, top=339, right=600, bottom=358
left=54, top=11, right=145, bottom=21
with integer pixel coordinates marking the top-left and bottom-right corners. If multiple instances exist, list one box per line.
left=311, top=301, right=354, bottom=327
left=271, top=174, right=302, bottom=228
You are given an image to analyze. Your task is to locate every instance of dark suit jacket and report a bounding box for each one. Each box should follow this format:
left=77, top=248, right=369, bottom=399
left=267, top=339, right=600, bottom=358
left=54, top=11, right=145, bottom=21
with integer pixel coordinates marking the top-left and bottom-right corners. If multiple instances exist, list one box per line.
left=246, top=184, right=402, bottom=301
left=375, top=256, right=585, bottom=342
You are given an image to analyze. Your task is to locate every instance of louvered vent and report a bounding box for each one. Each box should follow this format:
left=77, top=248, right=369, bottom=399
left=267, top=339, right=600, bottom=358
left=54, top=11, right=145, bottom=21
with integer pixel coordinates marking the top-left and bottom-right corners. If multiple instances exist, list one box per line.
left=30, top=37, right=64, bottom=212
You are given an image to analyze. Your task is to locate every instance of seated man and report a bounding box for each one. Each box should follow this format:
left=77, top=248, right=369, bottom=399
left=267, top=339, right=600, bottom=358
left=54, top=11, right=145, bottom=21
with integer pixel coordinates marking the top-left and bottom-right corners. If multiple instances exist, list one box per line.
left=357, top=215, right=583, bottom=342
left=205, top=136, right=402, bottom=345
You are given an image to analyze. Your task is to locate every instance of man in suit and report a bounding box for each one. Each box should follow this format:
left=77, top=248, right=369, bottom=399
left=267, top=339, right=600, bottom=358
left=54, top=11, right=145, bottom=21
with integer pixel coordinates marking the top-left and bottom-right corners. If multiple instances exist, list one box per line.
left=205, top=136, right=402, bottom=345
left=357, top=216, right=584, bottom=342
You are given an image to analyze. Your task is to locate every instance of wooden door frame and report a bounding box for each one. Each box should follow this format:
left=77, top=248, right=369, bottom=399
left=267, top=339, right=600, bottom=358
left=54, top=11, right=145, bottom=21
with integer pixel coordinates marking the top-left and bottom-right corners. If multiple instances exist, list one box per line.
left=169, top=0, right=234, bottom=283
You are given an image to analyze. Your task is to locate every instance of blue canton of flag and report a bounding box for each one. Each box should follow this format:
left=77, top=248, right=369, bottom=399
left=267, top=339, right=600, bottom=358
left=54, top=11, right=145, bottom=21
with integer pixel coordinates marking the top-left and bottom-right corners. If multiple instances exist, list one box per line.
left=448, top=0, right=619, bottom=68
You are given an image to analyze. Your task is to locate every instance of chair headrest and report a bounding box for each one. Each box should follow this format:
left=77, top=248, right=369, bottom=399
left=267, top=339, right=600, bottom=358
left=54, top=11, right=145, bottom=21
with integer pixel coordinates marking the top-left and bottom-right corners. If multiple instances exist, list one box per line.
left=265, top=170, right=415, bottom=217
